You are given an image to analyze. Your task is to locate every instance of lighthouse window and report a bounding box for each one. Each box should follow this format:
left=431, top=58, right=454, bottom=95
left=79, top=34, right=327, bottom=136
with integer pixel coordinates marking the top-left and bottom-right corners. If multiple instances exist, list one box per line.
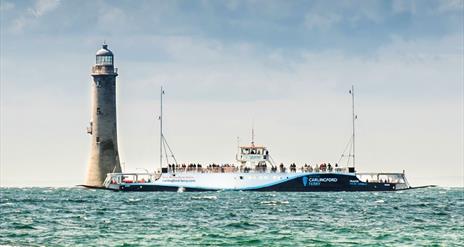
left=96, top=137, right=100, bottom=143
left=97, top=107, right=101, bottom=115
left=96, top=55, right=113, bottom=65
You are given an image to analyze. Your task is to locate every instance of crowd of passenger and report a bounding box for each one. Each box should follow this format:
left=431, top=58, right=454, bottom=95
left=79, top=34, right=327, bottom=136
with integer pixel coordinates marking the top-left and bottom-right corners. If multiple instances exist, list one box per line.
left=167, top=162, right=346, bottom=173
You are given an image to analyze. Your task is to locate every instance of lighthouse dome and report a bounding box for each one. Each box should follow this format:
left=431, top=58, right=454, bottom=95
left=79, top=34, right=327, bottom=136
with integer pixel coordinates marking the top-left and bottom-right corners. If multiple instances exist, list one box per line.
left=96, top=44, right=113, bottom=56
left=95, top=44, right=113, bottom=65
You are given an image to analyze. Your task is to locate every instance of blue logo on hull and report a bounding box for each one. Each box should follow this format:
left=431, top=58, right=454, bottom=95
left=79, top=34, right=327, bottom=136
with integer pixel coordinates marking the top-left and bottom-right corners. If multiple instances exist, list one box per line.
left=302, top=176, right=308, bottom=186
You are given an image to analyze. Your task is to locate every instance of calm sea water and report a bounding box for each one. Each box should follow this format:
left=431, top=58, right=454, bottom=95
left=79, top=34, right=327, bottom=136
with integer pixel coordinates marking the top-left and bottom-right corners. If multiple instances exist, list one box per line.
left=0, top=187, right=463, bottom=246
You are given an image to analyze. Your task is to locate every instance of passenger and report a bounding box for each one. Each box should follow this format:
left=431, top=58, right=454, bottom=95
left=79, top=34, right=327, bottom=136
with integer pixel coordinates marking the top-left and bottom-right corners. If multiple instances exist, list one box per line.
left=322, top=163, right=327, bottom=171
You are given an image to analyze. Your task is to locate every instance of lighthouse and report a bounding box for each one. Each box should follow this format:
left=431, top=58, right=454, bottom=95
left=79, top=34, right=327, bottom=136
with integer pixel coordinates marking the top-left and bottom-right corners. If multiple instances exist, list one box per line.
left=85, top=44, right=122, bottom=187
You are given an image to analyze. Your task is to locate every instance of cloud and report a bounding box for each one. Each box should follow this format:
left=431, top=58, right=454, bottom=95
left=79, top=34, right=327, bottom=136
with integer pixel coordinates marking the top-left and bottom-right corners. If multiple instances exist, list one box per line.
left=96, top=5, right=127, bottom=30
left=9, top=0, right=60, bottom=32
left=303, top=1, right=386, bottom=31
left=437, top=0, right=464, bottom=13
left=392, top=0, right=417, bottom=14
left=0, top=1, right=15, bottom=12
left=29, top=0, right=60, bottom=17
left=392, top=0, right=464, bottom=15
left=304, top=12, right=342, bottom=30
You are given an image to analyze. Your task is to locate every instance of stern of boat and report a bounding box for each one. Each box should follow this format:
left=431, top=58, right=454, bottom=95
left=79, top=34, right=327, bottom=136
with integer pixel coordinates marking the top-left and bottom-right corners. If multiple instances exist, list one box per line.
left=356, top=171, right=411, bottom=190
left=103, top=172, right=158, bottom=190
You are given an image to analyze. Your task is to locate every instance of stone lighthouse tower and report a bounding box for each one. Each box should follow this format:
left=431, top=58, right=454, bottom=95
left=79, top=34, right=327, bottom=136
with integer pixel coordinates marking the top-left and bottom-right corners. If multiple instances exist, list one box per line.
left=85, top=44, right=122, bottom=187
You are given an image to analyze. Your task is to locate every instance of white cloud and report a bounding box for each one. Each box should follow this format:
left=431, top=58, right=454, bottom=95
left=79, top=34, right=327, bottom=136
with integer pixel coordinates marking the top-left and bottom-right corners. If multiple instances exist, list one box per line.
left=0, top=1, right=14, bottom=12
left=437, top=0, right=464, bottom=13
left=29, top=0, right=60, bottom=17
left=392, top=0, right=464, bottom=15
left=304, top=12, right=342, bottom=30
left=97, top=5, right=126, bottom=29
left=303, top=1, right=386, bottom=30
left=392, top=0, right=417, bottom=14
left=9, top=0, right=60, bottom=32
left=224, top=0, right=240, bottom=11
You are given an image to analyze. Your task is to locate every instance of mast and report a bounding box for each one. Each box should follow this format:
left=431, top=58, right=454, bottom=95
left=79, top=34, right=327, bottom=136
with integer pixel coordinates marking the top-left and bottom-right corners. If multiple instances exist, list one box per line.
left=159, top=86, right=164, bottom=172
left=251, top=119, right=256, bottom=147
left=350, top=85, right=356, bottom=168
left=251, top=127, right=255, bottom=147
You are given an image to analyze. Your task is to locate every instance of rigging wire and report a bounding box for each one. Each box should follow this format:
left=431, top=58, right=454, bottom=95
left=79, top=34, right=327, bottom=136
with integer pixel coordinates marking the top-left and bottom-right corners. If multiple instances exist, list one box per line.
left=163, top=135, right=178, bottom=165
left=162, top=135, right=170, bottom=166
left=338, top=135, right=353, bottom=166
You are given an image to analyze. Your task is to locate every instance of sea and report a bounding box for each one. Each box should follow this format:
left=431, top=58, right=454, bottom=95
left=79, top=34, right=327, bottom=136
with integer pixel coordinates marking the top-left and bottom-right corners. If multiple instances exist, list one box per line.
left=0, top=187, right=463, bottom=246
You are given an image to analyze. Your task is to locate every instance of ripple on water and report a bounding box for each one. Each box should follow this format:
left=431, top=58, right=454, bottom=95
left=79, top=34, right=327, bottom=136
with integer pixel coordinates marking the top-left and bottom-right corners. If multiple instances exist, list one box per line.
left=0, top=187, right=462, bottom=246
left=260, top=200, right=289, bottom=205
left=190, top=195, right=218, bottom=200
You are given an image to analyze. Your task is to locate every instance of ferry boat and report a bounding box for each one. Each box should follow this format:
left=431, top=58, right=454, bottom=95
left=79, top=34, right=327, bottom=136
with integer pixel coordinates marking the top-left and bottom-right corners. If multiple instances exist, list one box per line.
left=102, top=86, right=412, bottom=192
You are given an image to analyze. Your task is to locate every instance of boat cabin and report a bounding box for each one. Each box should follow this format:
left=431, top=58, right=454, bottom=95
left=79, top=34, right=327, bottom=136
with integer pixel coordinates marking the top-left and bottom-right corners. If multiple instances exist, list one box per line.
left=236, top=145, right=270, bottom=166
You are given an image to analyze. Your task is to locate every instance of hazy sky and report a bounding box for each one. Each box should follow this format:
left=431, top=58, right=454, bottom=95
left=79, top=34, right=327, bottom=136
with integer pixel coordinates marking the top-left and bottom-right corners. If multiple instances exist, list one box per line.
left=1, top=0, right=463, bottom=187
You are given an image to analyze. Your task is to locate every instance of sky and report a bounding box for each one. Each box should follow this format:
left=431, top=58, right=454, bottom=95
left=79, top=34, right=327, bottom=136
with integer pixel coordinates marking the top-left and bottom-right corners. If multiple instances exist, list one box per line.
left=0, top=0, right=463, bottom=187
